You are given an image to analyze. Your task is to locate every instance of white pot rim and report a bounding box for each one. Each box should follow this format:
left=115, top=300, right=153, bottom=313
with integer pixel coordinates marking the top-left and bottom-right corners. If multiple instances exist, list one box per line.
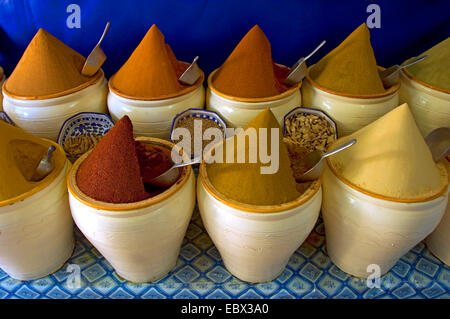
left=401, top=69, right=450, bottom=97
left=2, top=72, right=106, bottom=106
left=68, top=137, right=192, bottom=214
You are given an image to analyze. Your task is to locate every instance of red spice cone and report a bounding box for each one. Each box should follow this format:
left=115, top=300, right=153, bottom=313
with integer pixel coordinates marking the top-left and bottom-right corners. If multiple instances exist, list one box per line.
left=77, top=116, right=149, bottom=203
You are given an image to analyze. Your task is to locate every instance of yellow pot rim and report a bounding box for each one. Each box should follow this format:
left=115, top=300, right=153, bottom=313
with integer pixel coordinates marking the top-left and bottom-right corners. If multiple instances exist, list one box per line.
left=67, top=137, right=192, bottom=211
left=401, top=68, right=450, bottom=95
left=0, top=140, right=67, bottom=207
left=199, top=161, right=321, bottom=213
left=207, top=65, right=302, bottom=103
left=305, top=65, right=400, bottom=99
left=2, top=69, right=104, bottom=101
left=325, top=138, right=449, bottom=203
left=108, top=61, right=205, bottom=101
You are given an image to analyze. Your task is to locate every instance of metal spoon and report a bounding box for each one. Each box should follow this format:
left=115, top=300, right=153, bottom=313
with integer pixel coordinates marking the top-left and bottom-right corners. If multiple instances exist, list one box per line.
left=425, top=127, right=450, bottom=162
left=296, top=139, right=357, bottom=182
left=30, top=145, right=56, bottom=181
left=179, top=56, right=201, bottom=85
left=380, top=55, right=427, bottom=88
left=81, top=22, right=111, bottom=76
left=284, top=40, right=326, bottom=86
left=148, top=156, right=202, bottom=187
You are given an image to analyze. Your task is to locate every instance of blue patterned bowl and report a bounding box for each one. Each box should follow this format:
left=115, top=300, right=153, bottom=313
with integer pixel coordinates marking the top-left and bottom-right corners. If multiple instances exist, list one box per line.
left=0, top=111, right=14, bottom=126
left=57, top=112, right=114, bottom=159
left=283, top=107, right=338, bottom=140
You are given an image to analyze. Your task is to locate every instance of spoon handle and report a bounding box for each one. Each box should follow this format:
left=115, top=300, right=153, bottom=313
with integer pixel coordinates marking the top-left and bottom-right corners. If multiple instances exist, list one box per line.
left=96, top=22, right=111, bottom=47
left=322, top=139, right=356, bottom=158
left=400, top=55, right=427, bottom=69
left=46, top=145, right=56, bottom=161
left=172, top=156, right=202, bottom=168
left=305, top=40, right=326, bottom=61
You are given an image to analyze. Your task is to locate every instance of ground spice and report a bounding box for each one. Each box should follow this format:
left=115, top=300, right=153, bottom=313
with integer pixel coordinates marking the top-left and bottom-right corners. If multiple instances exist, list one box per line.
left=173, top=117, right=224, bottom=157
left=309, top=23, right=385, bottom=95
left=77, top=116, right=150, bottom=203
left=4, top=28, right=100, bottom=98
left=206, top=108, right=300, bottom=206
left=0, top=121, right=65, bottom=202
left=405, top=38, right=450, bottom=90
left=63, top=135, right=103, bottom=158
left=328, top=103, right=448, bottom=200
left=212, top=25, right=289, bottom=98
left=109, top=24, right=189, bottom=99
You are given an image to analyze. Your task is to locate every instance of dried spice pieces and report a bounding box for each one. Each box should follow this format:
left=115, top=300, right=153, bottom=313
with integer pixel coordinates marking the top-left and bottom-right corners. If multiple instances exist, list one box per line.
left=309, top=23, right=385, bottom=95
left=206, top=109, right=300, bottom=206
left=173, top=117, right=224, bottom=156
left=4, top=29, right=101, bottom=99
left=0, top=121, right=65, bottom=202
left=77, top=116, right=150, bottom=204
left=405, top=38, right=450, bottom=91
left=212, top=25, right=289, bottom=98
left=328, top=103, right=448, bottom=200
left=284, top=113, right=336, bottom=152
left=109, top=24, right=195, bottom=100
left=63, top=135, right=103, bottom=158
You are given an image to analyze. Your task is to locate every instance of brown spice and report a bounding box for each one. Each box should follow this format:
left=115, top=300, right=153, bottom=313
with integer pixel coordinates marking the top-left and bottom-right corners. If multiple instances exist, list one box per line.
left=173, top=117, right=224, bottom=157
left=63, top=135, right=103, bottom=158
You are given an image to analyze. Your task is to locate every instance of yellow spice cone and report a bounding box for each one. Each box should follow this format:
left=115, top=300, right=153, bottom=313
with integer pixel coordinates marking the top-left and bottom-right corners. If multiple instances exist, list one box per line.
left=206, top=108, right=300, bottom=206
left=310, top=23, right=385, bottom=95
left=328, top=103, right=448, bottom=200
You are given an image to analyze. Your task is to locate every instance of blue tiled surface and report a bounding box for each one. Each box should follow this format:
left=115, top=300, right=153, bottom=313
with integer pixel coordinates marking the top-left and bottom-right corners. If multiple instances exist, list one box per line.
left=0, top=210, right=449, bottom=299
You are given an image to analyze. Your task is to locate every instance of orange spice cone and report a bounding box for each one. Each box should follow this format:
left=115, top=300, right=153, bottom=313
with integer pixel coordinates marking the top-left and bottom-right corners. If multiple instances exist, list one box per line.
left=4, top=28, right=101, bottom=99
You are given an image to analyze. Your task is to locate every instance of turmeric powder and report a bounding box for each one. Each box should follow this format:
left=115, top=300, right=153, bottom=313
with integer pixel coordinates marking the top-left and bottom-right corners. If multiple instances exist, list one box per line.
left=310, top=23, right=385, bottom=95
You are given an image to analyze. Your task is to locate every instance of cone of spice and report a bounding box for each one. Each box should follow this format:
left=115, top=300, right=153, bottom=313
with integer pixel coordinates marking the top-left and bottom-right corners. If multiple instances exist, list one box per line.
left=404, top=37, right=450, bottom=91
left=76, top=116, right=175, bottom=204
left=109, top=24, right=203, bottom=100
left=309, top=23, right=386, bottom=95
left=211, top=25, right=291, bottom=99
left=0, top=120, right=65, bottom=203
left=327, top=103, right=448, bottom=200
left=3, top=29, right=102, bottom=99
left=206, top=109, right=300, bottom=206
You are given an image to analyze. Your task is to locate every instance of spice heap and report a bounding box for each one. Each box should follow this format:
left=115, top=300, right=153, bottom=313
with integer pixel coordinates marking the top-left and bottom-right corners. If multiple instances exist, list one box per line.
left=172, top=116, right=224, bottom=157
left=63, top=135, right=103, bottom=158
left=0, top=121, right=65, bottom=202
left=206, top=109, right=300, bottom=206
left=309, top=23, right=385, bottom=95
left=109, top=24, right=198, bottom=100
left=212, top=25, right=290, bottom=98
left=283, top=113, right=336, bottom=178
left=4, top=29, right=101, bottom=98
left=328, top=103, right=448, bottom=200
left=76, top=116, right=176, bottom=204
left=405, top=38, right=450, bottom=91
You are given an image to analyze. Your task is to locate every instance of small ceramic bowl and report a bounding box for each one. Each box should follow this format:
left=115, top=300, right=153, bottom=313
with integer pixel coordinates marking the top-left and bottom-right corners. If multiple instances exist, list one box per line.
left=107, top=66, right=205, bottom=139
left=0, top=142, right=73, bottom=280
left=301, top=65, right=400, bottom=137
left=57, top=112, right=114, bottom=162
left=426, top=157, right=450, bottom=266
left=283, top=106, right=338, bottom=139
left=2, top=70, right=108, bottom=141
left=170, top=108, right=228, bottom=159
left=197, top=159, right=322, bottom=283
left=321, top=139, right=449, bottom=278
left=206, top=65, right=302, bottom=128
left=68, top=137, right=196, bottom=283
left=399, top=69, right=450, bottom=137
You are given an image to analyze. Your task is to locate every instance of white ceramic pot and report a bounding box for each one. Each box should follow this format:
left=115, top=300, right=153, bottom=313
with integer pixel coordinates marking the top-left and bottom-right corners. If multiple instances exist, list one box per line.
left=399, top=69, right=450, bottom=137
left=426, top=158, right=450, bottom=265
left=0, top=74, right=5, bottom=111
left=197, top=163, right=322, bottom=283
left=0, top=148, right=73, bottom=281
left=302, top=66, right=400, bottom=137
left=68, top=137, right=196, bottom=283
left=108, top=85, right=205, bottom=140
left=206, top=68, right=302, bottom=128
left=322, top=162, right=449, bottom=278
left=2, top=71, right=108, bottom=141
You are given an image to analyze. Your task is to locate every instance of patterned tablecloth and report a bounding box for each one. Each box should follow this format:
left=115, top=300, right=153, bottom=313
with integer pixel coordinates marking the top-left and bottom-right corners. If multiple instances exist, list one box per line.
left=0, top=206, right=449, bottom=299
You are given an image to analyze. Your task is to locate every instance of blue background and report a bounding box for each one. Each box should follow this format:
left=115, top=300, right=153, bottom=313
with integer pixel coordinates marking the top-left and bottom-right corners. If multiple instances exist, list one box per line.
left=0, top=0, right=449, bottom=78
